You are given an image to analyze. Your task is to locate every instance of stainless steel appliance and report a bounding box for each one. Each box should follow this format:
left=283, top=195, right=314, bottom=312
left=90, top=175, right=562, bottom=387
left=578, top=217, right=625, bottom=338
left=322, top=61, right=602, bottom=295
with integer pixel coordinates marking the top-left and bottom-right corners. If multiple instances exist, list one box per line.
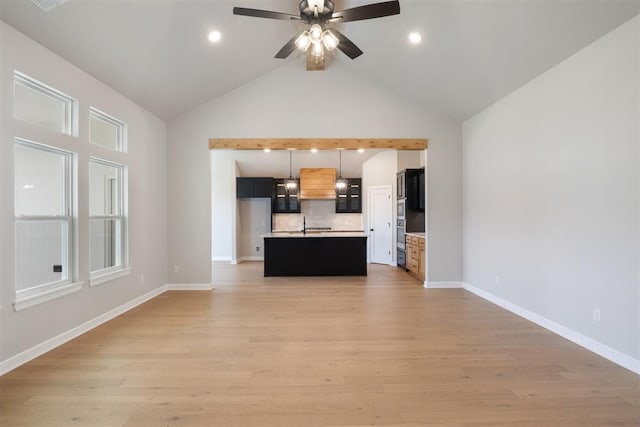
left=397, top=218, right=406, bottom=268
left=397, top=246, right=406, bottom=269
left=397, top=199, right=405, bottom=219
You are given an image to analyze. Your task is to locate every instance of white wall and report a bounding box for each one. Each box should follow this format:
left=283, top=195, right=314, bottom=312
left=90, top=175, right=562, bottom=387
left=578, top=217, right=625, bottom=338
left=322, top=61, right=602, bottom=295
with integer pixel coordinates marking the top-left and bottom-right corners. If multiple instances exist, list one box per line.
left=0, top=22, right=167, bottom=363
left=169, top=62, right=462, bottom=284
left=463, top=17, right=639, bottom=363
left=397, top=150, right=422, bottom=171
left=238, top=199, right=270, bottom=260
left=209, top=153, right=235, bottom=262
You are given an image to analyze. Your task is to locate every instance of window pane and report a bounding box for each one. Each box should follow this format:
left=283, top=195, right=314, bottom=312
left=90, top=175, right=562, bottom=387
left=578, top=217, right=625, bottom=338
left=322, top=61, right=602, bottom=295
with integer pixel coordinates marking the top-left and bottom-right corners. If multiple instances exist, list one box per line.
left=16, top=220, right=67, bottom=291
left=15, top=143, right=66, bottom=216
left=90, top=161, right=121, bottom=216
left=14, top=78, right=69, bottom=134
left=90, top=112, right=121, bottom=151
left=90, top=218, right=121, bottom=271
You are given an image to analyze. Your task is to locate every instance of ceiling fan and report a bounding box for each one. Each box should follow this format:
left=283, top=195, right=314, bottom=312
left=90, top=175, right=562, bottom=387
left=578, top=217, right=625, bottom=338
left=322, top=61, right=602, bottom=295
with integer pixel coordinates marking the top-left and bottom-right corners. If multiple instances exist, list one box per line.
left=233, top=0, right=400, bottom=70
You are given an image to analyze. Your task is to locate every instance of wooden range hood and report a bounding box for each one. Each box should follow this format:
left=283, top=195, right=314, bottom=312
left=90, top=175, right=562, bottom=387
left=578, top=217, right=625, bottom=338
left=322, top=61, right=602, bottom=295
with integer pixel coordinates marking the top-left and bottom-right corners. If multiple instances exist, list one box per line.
left=299, top=168, right=336, bottom=200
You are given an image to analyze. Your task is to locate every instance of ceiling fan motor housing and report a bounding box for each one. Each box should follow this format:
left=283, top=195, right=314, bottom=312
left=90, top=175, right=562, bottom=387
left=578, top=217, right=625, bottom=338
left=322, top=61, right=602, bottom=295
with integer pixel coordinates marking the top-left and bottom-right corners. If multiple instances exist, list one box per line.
left=299, top=0, right=335, bottom=23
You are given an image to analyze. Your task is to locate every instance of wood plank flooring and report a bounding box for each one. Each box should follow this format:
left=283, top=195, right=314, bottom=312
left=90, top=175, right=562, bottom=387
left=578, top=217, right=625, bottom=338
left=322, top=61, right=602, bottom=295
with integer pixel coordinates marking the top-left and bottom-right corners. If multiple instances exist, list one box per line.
left=1, top=262, right=638, bottom=426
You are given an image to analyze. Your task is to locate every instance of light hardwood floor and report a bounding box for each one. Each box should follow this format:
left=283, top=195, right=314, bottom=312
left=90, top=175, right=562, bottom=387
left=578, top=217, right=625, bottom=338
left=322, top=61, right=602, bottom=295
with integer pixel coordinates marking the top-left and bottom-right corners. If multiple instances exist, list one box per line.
left=1, top=262, right=638, bottom=426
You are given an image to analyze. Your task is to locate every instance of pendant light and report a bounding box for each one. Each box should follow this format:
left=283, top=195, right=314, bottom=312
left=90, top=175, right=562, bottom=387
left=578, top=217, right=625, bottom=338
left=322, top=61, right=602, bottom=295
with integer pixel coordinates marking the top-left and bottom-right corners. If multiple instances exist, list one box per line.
left=335, top=149, right=347, bottom=192
left=284, top=150, right=297, bottom=193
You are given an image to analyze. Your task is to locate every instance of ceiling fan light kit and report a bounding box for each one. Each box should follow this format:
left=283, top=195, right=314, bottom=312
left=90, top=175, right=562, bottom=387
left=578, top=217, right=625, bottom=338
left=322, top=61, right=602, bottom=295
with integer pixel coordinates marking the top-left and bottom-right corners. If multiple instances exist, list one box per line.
left=233, top=0, right=400, bottom=69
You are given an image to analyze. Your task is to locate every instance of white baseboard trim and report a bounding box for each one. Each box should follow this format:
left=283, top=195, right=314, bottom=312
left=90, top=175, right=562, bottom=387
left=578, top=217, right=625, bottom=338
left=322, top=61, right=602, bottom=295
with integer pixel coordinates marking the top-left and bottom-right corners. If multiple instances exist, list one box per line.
left=166, top=283, right=214, bottom=291
left=0, top=285, right=168, bottom=376
left=239, top=256, right=264, bottom=262
left=463, top=282, right=640, bottom=375
left=212, top=256, right=231, bottom=261
left=425, top=281, right=464, bottom=289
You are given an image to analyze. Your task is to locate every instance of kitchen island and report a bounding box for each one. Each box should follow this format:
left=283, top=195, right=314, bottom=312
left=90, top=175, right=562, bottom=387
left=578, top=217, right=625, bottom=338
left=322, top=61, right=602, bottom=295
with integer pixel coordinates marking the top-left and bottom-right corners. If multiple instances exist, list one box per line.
left=262, top=232, right=367, bottom=277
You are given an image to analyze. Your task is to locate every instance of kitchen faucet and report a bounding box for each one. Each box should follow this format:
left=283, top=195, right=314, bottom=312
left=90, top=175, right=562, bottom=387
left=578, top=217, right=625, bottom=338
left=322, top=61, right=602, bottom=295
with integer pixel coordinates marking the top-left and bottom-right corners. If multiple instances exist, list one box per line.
left=302, top=216, right=306, bottom=234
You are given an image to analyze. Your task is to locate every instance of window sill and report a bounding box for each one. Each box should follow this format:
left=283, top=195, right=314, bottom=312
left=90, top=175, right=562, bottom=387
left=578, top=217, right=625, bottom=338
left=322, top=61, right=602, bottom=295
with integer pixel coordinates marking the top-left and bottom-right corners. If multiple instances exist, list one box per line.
left=89, top=267, right=132, bottom=287
left=14, top=281, right=84, bottom=311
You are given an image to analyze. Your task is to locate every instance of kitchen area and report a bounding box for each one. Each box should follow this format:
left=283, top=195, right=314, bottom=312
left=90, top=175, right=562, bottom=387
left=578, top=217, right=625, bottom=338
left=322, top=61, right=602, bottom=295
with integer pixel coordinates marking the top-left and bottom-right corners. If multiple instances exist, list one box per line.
left=237, top=163, right=368, bottom=276
left=396, top=168, right=426, bottom=282
left=224, top=148, right=426, bottom=282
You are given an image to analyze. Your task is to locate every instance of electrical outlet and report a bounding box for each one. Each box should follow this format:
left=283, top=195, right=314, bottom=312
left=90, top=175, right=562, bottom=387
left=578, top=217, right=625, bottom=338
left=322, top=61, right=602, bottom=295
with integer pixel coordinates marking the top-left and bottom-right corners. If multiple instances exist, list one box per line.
left=256, top=246, right=260, bottom=252
left=495, top=275, right=500, bottom=285
left=593, top=308, right=601, bottom=322
left=140, top=274, right=144, bottom=284
left=173, top=265, right=179, bottom=273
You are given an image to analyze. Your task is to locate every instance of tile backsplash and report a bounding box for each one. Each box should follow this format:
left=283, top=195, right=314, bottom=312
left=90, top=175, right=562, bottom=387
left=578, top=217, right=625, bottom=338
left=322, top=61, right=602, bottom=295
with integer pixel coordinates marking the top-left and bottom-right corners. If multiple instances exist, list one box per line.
left=273, top=200, right=363, bottom=231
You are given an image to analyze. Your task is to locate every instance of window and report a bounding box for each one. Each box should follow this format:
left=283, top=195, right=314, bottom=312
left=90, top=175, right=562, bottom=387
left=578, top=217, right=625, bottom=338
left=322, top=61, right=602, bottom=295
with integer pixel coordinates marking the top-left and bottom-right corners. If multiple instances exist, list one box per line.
left=13, top=71, right=77, bottom=136
left=89, top=107, right=126, bottom=152
left=14, top=139, right=80, bottom=310
left=89, top=158, right=128, bottom=285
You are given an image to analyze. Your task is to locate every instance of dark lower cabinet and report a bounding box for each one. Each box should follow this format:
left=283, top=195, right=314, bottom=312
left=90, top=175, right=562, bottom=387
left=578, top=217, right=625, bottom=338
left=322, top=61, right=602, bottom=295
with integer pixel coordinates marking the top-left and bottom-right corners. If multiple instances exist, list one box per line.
left=236, top=177, right=274, bottom=198
left=335, top=178, right=361, bottom=213
left=264, top=236, right=367, bottom=276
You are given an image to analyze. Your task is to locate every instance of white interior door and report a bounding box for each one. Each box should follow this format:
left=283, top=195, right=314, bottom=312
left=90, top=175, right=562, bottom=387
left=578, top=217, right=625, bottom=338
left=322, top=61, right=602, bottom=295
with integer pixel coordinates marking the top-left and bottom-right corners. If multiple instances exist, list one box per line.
left=368, top=186, right=393, bottom=264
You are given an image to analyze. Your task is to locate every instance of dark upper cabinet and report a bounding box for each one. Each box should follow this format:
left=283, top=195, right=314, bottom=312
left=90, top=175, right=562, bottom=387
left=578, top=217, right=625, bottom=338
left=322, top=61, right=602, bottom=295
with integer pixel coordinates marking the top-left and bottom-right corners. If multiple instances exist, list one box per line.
left=397, top=168, right=423, bottom=210
left=406, top=171, right=419, bottom=211
left=418, top=169, right=425, bottom=212
left=336, top=178, right=362, bottom=213
left=272, top=179, right=300, bottom=213
left=253, top=178, right=274, bottom=198
left=236, top=178, right=254, bottom=198
left=236, top=177, right=274, bottom=198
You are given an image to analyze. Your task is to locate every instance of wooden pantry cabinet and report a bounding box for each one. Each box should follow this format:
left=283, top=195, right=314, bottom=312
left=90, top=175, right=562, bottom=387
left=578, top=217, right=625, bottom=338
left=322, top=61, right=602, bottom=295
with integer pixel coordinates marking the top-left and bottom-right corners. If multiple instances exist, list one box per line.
left=405, top=234, right=425, bottom=282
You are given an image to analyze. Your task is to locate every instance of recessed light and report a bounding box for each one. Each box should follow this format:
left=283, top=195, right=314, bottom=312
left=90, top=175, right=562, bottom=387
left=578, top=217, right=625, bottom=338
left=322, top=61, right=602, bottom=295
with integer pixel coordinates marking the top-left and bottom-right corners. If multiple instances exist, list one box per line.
left=311, top=148, right=318, bottom=153
left=208, top=31, right=221, bottom=43
left=408, top=32, right=422, bottom=44
left=263, top=148, right=271, bottom=153
left=357, top=148, right=365, bottom=153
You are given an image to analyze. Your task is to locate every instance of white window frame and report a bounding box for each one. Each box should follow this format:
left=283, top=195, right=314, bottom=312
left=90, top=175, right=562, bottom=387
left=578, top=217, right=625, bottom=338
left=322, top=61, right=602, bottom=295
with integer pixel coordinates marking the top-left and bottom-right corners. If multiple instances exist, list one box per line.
left=89, top=107, right=127, bottom=152
left=89, top=158, right=129, bottom=286
left=14, top=138, right=82, bottom=311
left=13, top=71, right=78, bottom=137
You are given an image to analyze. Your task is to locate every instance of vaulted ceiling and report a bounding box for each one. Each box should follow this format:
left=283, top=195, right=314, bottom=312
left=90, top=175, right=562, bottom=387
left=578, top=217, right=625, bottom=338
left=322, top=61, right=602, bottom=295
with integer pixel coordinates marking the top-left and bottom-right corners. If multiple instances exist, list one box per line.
left=1, top=0, right=638, bottom=121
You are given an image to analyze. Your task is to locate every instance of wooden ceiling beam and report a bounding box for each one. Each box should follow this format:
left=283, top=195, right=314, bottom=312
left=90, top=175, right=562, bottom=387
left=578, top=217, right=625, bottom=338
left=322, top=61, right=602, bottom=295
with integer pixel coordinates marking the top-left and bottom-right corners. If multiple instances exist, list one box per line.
left=208, top=138, right=428, bottom=150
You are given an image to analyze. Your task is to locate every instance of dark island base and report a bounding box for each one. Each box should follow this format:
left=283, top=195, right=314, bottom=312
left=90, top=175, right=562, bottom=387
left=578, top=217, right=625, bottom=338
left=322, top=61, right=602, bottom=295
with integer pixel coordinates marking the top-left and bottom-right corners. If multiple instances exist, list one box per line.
left=264, top=236, right=367, bottom=277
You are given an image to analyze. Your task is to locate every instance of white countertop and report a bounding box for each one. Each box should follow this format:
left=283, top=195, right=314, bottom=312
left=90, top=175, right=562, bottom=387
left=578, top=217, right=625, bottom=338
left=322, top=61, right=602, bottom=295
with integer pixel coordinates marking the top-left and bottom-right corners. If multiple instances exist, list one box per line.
left=263, top=231, right=367, bottom=238
left=406, top=232, right=426, bottom=238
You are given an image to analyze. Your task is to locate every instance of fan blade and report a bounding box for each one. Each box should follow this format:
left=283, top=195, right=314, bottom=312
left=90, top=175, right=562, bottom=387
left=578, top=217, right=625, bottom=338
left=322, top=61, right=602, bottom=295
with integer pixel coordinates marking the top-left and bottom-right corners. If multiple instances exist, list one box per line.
left=275, top=35, right=299, bottom=59
left=233, top=7, right=300, bottom=21
left=331, top=29, right=363, bottom=59
left=330, top=0, right=400, bottom=23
